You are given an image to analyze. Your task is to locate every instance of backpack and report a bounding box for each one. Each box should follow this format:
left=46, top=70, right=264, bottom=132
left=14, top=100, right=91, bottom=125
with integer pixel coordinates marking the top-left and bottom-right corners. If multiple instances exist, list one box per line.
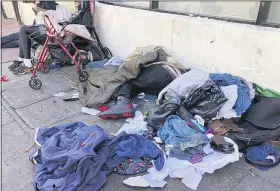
left=227, top=121, right=280, bottom=150
left=227, top=98, right=280, bottom=150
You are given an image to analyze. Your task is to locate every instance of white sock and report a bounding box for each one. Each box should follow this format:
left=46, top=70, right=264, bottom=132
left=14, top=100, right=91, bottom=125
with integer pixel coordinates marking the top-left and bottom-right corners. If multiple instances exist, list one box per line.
left=18, top=57, right=24, bottom=61
left=24, top=59, right=32, bottom=67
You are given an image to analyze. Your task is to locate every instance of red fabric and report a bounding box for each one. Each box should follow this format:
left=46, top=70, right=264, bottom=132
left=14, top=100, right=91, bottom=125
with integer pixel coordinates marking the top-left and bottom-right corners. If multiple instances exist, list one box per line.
left=97, top=105, right=109, bottom=112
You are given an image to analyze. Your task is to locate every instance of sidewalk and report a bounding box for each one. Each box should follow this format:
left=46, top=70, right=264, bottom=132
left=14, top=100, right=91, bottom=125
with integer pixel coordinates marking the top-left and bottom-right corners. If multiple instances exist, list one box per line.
left=2, top=61, right=280, bottom=191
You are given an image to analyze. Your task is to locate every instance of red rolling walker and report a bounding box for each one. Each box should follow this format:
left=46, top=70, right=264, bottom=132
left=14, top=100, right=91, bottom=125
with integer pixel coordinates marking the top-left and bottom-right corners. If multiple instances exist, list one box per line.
left=29, top=15, right=89, bottom=90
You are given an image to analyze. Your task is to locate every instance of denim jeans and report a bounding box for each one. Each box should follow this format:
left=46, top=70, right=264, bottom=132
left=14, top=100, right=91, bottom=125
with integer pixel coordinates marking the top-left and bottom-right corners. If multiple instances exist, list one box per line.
left=157, top=115, right=209, bottom=149
left=1, top=32, right=19, bottom=48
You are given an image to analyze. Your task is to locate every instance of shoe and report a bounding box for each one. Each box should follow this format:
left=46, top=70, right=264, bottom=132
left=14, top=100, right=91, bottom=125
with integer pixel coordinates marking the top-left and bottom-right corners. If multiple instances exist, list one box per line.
left=12, top=65, right=32, bottom=75
left=8, top=60, right=23, bottom=71
left=97, top=101, right=115, bottom=112
left=98, top=96, right=134, bottom=119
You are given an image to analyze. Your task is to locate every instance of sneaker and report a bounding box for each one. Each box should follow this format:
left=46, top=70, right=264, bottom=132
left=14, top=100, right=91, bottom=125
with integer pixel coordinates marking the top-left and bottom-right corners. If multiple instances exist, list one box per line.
left=8, top=60, right=23, bottom=71
left=98, top=96, right=134, bottom=119
left=96, top=101, right=115, bottom=112
left=12, top=65, right=32, bottom=75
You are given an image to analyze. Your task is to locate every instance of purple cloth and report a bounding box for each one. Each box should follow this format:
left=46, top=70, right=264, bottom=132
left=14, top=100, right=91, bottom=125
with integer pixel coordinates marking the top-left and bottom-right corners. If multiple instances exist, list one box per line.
left=33, top=122, right=109, bottom=191
left=104, top=132, right=165, bottom=171
left=32, top=122, right=165, bottom=191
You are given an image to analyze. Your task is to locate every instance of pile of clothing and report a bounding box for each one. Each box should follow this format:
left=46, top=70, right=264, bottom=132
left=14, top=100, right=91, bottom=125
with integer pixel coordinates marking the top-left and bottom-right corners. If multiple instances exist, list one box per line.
left=30, top=120, right=239, bottom=191
left=31, top=45, right=280, bottom=190
left=30, top=122, right=165, bottom=190
left=118, top=114, right=239, bottom=190
left=155, top=69, right=255, bottom=123
left=78, top=45, right=187, bottom=108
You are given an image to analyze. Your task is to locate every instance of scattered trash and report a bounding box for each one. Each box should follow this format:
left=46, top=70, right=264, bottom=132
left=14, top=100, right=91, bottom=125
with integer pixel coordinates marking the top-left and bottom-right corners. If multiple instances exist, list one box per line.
left=81, top=107, right=100, bottom=115
left=194, top=115, right=205, bottom=126
left=81, top=132, right=95, bottom=146
left=154, top=137, right=162, bottom=144
left=1, top=75, right=7, bottom=82
left=26, top=44, right=280, bottom=190
left=50, top=59, right=60, bottom=70
left=115, top=111, right=147, bottom=135
left=138, top=92, right=145, bottom=99
left=123, top=142, right=239, bottom=190
left=24, top=143, right=36, bottom=153
left=110, top=133, right=115, bottom=136
left=71, top=87, right=78, bottom=90
left=63, top=98, right=79, bottom=102
left=53, top=92, right=66, bottom=97
left=72, top=92, right=79, bottom=98
left=132, top=103, right=138, bottom=109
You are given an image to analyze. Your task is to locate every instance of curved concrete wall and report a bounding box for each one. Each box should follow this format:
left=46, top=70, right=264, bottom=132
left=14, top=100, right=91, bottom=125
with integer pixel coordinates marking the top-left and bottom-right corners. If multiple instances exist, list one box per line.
left=94, top=2, right=280, bottom=91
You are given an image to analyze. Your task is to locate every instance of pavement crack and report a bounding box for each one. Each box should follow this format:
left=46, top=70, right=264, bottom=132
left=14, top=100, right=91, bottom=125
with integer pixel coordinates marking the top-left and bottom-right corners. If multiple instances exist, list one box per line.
left=253, top=173, right=280, bottom=189
left=2, top=98, right=36, bottom=131
left=229, top=173, right=250, bottom=191
left=15, top=96, right=52, bottom=110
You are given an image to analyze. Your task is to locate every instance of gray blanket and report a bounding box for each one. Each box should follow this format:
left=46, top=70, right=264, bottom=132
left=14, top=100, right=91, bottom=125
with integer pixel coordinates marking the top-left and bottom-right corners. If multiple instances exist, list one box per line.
left=78, top=45, right=188, bottom=108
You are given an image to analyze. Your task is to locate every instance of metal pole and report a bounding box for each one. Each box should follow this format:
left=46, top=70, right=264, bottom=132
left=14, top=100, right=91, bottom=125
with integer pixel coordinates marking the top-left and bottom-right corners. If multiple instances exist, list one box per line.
left=12, top=1, right=22, bottom=24
left=1, top=1, right=8, bottom=19
left=256, top=1, right=271, bottom=25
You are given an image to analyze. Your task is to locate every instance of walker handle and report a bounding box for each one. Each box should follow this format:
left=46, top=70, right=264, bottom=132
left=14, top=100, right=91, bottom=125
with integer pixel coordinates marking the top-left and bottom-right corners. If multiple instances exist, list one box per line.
left=44, top=15, right=57, bottom=35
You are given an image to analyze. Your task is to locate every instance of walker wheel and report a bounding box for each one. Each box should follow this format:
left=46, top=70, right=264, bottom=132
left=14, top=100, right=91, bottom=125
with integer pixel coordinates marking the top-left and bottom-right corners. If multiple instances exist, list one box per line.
left=29, top=78, right=42, bottom=90
left=79, top=71, right=89, bottom=82
left=39, top=63, right=51, bottom=74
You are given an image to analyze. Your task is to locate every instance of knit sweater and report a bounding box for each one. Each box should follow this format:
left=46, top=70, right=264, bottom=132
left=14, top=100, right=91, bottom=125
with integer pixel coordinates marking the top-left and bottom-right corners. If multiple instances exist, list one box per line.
left=35, top=5, right=71, bottom=33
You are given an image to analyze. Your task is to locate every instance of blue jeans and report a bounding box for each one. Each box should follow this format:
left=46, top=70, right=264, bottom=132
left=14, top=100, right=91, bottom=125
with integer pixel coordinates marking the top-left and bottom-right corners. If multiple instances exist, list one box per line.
left=1, top=32, right=19, bottom=48
left=157, top=115, right=209, bottom=149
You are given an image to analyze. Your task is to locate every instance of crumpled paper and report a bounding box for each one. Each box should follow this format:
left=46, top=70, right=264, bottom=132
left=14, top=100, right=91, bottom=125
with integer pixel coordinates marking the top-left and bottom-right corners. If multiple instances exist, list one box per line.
left=115, top=111, right=147, bottom=135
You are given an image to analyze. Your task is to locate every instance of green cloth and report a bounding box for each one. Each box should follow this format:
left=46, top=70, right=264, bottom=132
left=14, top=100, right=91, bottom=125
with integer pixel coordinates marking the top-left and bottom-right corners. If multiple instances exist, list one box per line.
left=254, top=83, right=280, bottom=98
left=78, top=45, right=189, bottom=108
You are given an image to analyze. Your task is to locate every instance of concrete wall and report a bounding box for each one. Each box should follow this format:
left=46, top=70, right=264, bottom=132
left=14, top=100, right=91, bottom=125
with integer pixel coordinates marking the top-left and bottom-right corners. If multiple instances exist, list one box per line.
left=94, top=2, right=280, bottom=91
left=18, top=2, right=36, bottom=25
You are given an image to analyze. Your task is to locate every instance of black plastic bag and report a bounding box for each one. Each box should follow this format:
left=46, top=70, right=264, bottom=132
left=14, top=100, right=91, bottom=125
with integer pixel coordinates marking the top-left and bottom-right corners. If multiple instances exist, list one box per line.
left=183, top=80, right=227, bottom=122
left=147, top=92, right=181, bottom=130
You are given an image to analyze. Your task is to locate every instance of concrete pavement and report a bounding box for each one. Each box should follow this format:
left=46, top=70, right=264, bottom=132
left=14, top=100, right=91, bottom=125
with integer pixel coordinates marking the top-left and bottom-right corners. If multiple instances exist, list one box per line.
left=1, top=62, right=280, bottom=191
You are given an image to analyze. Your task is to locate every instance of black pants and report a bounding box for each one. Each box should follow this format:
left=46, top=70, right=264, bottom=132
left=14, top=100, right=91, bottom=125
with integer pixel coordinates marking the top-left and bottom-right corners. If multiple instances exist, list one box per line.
left=114, top=65, right=174, bottom=99
left=18, top=25, right=47, bottom=59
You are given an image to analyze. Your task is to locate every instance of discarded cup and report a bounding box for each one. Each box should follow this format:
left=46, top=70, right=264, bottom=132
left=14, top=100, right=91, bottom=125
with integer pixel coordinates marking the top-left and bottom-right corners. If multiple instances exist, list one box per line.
left=1, top=75, right=7, bottom=82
